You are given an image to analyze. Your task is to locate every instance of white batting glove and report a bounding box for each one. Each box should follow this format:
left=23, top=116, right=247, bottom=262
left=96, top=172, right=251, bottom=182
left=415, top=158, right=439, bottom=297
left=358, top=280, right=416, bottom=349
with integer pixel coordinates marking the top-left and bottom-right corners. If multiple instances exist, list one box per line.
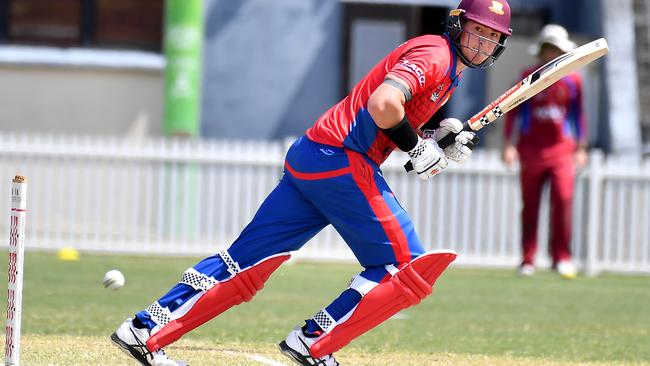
left=407, top=136, right=448, bottom=180
left=424, top=118, right=478, bottom=164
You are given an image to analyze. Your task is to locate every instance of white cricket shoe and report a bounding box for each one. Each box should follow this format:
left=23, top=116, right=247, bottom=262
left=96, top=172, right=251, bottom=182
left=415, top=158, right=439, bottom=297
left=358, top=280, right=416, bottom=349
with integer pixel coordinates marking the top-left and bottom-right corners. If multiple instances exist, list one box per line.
left=517, top=264, right=535, bottom=277
left=279, top=326, right=340, bottom=366
left=556, top=260, right=577, bottom=279
left=111, top=318, right=187, bottom=366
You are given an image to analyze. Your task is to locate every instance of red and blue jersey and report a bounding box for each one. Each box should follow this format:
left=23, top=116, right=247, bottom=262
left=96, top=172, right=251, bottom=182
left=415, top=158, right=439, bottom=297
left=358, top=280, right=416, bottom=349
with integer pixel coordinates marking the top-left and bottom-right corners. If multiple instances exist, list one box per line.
left=306, top=34, right=461, bottom=165
left=136, top=37, right=464, bottom=333
left=504, top=66, right=586, bottom=162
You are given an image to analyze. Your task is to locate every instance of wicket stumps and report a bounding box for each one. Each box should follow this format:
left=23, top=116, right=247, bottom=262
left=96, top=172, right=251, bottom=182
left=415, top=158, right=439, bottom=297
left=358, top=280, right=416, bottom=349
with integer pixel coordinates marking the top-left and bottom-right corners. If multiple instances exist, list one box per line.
left=5, top=176, right=27, bottom=366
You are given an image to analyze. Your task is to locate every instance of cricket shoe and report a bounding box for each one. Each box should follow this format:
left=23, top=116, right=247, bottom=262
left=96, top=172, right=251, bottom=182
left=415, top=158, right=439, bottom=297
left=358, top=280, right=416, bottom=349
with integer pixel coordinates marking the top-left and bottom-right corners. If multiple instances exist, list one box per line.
left=556, top=260, right=577, bottom=279
left=279, top=326, right=340, bottom=366
left=517, top=264, right=535, bottom=277
left=111, top=318, right=187, bottom=366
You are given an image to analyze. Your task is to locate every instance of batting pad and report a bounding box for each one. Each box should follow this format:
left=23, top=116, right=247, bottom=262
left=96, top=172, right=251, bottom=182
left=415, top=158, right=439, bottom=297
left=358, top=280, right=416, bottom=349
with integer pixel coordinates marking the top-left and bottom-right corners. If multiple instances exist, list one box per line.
left=309, top=250, right=457, bottom=358
left=145, top=253, right=291, bottom=352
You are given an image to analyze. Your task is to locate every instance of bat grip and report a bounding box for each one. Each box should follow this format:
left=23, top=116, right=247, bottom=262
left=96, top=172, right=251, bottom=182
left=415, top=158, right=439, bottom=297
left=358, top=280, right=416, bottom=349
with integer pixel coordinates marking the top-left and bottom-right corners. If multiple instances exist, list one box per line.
left=437, top=131, right=458, bottom=149
left=403, top=121, right=470, bottom=172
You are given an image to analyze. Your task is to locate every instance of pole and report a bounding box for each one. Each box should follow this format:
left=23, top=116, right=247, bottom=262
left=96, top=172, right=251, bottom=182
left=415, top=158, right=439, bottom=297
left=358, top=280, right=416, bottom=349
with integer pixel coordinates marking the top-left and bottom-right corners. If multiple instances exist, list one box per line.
left=5, top=176, right=27, bottom=366
left=164, top=0, right=203, bottom=137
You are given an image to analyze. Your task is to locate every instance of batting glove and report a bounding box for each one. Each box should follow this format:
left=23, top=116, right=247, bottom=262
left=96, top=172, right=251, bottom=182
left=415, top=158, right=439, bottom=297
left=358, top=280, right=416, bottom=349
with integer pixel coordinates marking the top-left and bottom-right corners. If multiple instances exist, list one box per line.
left=425, top=118, right=479, bottom=164
left=407, top=136, right=448, bottom=180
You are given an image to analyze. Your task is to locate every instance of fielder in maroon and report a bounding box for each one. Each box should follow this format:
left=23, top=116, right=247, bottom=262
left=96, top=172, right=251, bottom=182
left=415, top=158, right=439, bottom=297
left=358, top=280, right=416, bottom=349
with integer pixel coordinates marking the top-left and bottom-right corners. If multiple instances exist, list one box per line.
left=503, top=24, right=587, bottom=279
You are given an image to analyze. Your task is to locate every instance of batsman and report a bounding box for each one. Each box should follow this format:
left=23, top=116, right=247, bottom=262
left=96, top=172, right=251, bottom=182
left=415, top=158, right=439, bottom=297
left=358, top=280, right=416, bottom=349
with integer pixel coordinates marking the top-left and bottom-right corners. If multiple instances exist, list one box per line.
left=111, top=0, right=512, bottom=365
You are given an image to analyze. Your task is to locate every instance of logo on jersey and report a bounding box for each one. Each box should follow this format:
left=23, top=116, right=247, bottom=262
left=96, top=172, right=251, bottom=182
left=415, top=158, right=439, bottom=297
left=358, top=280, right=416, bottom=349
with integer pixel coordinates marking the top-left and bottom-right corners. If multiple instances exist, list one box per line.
left=533, top=105, right=566, bottom=121
left=398, top=60, right=426, bottom=86
left=430, top=83, right=444, bottom=102
left=489, top=1, right=505, bottom=15
left=320, top=148, right=335, bottom=156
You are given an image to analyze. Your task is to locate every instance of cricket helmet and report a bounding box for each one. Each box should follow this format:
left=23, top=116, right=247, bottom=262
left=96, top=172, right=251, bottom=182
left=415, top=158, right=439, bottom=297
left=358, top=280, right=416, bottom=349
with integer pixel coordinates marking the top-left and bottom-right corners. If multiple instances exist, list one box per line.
left=447, top=0, right=512, bottom=68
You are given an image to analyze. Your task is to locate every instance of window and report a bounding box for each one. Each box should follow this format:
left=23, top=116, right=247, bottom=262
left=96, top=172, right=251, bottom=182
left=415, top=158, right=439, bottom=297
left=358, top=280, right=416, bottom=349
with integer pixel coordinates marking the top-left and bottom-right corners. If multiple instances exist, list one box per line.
left=342, top=3, right=450, bottom=127
left=1, top=0, right=163, bottom=51
left=95, top=0, right=163, bottom=51
left=9, top=0, right=81, bottom=46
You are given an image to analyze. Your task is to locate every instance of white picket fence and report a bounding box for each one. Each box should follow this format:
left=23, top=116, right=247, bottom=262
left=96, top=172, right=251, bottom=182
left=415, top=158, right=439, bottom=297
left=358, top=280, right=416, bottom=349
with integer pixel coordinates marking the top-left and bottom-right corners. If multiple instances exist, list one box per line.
left=0, top=132, right=649, bottom=276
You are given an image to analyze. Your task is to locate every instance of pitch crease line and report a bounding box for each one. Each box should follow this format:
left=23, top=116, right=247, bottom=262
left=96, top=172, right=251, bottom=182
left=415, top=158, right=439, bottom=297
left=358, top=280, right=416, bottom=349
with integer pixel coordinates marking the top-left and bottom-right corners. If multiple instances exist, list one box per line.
left=222, top=350, right=289, bottom=366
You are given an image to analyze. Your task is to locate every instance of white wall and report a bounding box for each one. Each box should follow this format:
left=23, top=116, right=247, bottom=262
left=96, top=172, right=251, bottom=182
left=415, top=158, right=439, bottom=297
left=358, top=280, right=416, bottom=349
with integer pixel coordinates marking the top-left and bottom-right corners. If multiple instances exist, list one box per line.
left=0, top=47, right=164, bottom=137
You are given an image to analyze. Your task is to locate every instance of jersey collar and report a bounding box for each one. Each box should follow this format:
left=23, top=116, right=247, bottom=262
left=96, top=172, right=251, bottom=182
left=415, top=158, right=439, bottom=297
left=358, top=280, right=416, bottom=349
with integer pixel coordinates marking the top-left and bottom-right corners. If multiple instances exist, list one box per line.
left=442, top=33, right=460, bottom=87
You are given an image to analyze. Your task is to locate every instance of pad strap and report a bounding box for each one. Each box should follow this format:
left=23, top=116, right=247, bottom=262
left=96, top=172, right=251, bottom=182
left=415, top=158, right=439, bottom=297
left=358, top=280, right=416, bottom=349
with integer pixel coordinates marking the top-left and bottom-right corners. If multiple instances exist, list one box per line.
left=313, top=309, right=336, bottom=333
left=218, top=250, right=241, bottom=275
left=348, top=275, right=378, bottom=296
left=146, top=302, right=172, bottom=328
left=180, top=268, right=218, bottom=292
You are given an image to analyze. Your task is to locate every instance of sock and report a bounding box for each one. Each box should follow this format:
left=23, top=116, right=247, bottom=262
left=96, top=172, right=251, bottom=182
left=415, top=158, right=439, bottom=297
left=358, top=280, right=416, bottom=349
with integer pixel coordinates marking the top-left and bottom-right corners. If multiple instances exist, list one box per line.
left=304, top=320, right=323, bottom=336
left=132, top=315, right=148, bottom=329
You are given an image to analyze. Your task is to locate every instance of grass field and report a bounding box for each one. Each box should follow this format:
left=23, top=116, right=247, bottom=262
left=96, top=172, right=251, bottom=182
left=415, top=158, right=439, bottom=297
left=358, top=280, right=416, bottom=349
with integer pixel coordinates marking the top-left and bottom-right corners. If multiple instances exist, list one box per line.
left=1, top=251, right=649, bottom=366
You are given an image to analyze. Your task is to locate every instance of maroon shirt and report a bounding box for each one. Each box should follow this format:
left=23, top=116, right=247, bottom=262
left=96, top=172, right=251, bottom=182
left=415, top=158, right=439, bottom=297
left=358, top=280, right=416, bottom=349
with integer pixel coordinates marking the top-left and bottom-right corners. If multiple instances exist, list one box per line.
left=504, top=66, right=586, bottom=162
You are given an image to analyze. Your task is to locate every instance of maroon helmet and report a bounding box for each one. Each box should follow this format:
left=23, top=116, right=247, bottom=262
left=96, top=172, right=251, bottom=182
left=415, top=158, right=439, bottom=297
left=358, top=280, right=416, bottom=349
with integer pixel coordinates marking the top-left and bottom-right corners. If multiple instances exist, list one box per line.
left=447, top=0, right=513, bottom=68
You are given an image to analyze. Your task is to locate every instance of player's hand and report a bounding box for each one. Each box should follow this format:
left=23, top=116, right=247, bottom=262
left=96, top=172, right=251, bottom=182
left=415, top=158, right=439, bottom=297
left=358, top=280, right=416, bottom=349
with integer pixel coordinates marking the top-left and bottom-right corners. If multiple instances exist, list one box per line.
left=407, top=136, right=448, bottom=180
left=574, top=146, right=588, bottom=169
left=502, top=144, right=518, bottom=168
left=425, top=118, right=478, bottom=164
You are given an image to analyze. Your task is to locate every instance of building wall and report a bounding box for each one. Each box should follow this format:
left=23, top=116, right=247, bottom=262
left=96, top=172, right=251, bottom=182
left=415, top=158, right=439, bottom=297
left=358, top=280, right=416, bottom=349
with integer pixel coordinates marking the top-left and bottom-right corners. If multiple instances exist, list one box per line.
left=0, top=65, right=163, bottom=136
left=201, top=0, right=342, bottom=140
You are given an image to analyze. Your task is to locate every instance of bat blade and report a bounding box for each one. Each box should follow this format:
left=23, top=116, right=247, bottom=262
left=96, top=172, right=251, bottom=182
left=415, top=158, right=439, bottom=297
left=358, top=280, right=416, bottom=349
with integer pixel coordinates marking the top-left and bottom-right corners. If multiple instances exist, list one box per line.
left=405, top=38, right=609, bottom=172
left=465, top=37, right=609, bottom=132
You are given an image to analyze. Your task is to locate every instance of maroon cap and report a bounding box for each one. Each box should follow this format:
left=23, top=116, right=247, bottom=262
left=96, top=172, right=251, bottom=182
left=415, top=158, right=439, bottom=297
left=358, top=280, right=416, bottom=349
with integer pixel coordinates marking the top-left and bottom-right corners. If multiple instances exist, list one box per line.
left=457, top=0, right=512, bottom=36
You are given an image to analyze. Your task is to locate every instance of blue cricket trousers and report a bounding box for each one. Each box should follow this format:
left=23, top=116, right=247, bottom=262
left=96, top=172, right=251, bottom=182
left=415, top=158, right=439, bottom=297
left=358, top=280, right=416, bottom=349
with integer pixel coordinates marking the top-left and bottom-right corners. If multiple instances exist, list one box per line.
left=136, top=136, right=424, bottom=328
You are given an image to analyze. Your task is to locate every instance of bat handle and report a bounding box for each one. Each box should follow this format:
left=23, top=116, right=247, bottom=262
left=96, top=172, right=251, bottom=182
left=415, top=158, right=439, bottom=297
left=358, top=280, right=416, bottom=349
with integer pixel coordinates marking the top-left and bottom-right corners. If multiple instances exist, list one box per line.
left=436, top=131, right=458, bottom=149
left=403, top=121, right=471, bottom=172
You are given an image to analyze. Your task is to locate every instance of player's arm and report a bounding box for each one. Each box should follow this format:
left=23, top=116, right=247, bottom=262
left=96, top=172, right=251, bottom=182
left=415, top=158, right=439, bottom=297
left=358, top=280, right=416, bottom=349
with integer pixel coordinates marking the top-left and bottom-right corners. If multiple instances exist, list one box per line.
left=501, top=73, right=523, bottom=167
left=368, top=76, right=447, bottom=180
left=367, top=75, right=409, bottom=129
left=572, top=74, right=588, bottom=168
left=501, top=99, right=519, bottom=167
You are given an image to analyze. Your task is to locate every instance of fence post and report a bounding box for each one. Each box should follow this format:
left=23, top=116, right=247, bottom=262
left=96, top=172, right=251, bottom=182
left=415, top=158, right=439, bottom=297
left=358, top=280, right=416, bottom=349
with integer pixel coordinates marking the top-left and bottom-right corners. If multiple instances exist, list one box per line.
left=585, top=150, right=604, bottom=277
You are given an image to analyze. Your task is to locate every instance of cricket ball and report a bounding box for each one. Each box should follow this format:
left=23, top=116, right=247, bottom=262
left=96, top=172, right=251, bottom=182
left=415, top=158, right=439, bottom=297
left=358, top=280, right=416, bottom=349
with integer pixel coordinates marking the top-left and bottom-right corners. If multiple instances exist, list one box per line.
left=103, top=269, right=125, bottom=290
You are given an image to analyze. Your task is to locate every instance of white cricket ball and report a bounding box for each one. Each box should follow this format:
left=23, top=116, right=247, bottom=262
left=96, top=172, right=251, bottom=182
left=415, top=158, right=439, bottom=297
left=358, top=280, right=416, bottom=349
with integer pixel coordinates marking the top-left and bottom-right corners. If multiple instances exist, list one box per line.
left=103, top=269, right=125, bottom=290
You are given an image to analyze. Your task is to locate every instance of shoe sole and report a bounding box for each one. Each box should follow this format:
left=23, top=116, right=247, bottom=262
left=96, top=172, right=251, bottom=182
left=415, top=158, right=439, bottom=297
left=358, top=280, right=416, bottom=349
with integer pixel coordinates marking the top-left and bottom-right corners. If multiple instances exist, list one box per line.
left=110, top=332, right=151, bottom=366
left=278, top=341, right=311, bottom=366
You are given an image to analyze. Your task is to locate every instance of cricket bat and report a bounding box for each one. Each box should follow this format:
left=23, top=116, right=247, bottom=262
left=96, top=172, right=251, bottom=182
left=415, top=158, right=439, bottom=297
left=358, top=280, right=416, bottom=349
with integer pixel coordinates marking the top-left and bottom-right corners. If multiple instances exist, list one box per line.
left=405, top=37, right=609, bottom=172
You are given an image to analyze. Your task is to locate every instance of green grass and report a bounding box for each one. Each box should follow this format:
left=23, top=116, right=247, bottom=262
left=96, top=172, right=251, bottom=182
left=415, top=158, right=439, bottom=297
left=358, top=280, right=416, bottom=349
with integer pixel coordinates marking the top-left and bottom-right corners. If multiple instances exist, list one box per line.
left=1, top=251, right=649, bottom=365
